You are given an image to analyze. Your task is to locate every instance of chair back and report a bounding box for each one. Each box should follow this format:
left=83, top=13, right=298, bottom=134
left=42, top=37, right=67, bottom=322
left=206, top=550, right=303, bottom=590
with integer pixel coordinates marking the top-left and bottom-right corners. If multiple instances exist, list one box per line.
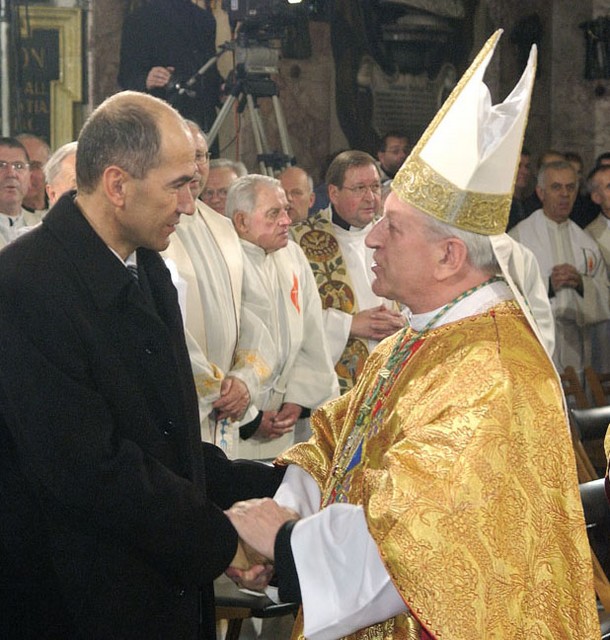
left=586, top=367, right=610, bottom=407
left=579, top=479, right=610, bottom=639
left=562, top=366, right=590, bottom=409
left=571, top=406, right=610, bottom=480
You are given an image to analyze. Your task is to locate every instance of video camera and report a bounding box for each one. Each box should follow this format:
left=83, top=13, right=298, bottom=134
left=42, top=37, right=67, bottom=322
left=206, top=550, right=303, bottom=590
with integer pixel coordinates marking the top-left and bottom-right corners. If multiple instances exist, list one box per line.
left=222, top=0, right=307, bottom=75
left=222, top=0, right=305, bottom=27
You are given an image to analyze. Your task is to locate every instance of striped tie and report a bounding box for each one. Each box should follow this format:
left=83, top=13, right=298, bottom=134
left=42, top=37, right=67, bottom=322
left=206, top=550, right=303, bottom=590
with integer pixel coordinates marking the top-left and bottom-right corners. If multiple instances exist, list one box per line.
left=126, top=263, right=139, bottom=283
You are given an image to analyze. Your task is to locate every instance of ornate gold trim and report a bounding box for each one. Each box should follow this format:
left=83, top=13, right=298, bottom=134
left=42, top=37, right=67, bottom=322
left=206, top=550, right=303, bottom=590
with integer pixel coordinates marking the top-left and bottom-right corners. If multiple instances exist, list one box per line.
left=18, top=6, right=82, bottom=147
left=392, top=154, right=511, bottom=235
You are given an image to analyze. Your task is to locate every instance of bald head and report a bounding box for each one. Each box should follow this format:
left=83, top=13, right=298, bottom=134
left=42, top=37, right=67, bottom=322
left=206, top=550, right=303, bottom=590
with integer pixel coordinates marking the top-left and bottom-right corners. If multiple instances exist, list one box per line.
left=76, top=91, right=191, bottom=194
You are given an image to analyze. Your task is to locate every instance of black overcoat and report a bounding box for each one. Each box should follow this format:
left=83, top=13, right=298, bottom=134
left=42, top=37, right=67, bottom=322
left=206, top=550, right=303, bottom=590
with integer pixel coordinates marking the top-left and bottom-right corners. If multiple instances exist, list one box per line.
left=0, top=194, right=283, bottom=639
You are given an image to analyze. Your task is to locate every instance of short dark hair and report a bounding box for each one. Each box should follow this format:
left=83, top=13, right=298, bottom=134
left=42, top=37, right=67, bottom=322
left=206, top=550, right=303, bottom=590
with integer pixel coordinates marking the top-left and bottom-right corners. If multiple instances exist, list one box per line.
left=325, top=150, right=378, bottom=187
left=0, top=136, right=29, bottom=161
left=76, top=93, right=164, bottom=193
left=378, top=131, right=410, bottom=153
left=594, top=151, right=610, bottom=168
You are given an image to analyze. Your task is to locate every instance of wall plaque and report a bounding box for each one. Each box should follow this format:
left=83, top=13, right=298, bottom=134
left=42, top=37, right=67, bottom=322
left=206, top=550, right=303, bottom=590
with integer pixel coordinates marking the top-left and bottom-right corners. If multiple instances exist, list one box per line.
left=16, top=7, right=82, bottom=147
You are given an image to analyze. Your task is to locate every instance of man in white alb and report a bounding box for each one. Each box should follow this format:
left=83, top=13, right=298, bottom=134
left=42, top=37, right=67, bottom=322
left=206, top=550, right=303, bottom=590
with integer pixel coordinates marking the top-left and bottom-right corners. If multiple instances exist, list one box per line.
left=163, top=122, right=269, bottom=453
left=510, top=160, right=610, bottom=377
left=228, top=174, right=339, bottom=460
left=290, top=150, right=405, bottom=394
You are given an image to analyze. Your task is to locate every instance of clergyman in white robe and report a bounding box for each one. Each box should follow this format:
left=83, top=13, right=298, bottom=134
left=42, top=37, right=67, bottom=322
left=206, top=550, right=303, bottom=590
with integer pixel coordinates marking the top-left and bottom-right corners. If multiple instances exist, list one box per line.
left=237, top=238, right=340, bottom=460
left=163, top=200, right=271, bottom=454
left=510, top=208, right=610, bottom=376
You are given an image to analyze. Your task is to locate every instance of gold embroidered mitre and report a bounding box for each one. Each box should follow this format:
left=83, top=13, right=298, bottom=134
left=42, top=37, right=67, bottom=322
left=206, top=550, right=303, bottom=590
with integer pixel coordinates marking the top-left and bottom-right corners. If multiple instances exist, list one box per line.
left=392, top=29, right=537, bottom=235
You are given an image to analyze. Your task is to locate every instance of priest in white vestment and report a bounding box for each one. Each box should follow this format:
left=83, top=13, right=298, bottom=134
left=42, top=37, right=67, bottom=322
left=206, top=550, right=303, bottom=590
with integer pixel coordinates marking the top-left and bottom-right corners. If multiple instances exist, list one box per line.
left=228, top=174, right=339, bottom=460
left=510, top=160, right=610, bottom=378
left=0, top=137, right=44, bottom=249
left=163, top=123, right=270, bottom=454
left=290, top=150, right=405, bottom=395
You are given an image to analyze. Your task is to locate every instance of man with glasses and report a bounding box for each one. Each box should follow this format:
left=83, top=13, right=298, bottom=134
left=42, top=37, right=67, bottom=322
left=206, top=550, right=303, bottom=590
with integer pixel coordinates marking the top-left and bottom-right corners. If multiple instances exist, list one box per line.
left=163, top=121, right=268, bottom=454
left=16, top=133, right=51, bottom=214
left=0, top=137, right=44, bottom=248
left=291, top=150, right=405, bottom=394
left=376, top=131, right=411, bottom=185
left=201, top=158, right=246, bottom=216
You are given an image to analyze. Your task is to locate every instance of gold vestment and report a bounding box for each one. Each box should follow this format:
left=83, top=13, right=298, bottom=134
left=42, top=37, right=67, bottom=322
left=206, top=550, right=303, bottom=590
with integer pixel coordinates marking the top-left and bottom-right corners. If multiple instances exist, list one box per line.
left=278, top=302, right=599, bottom=639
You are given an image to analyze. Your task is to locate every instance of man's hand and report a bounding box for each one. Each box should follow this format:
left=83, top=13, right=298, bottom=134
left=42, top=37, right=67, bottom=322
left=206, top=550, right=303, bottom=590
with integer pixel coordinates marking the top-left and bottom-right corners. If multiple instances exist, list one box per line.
left=145, top=65, right=175, bottom=90
left=551, top=263, right=583, bottom=292
left=213, top=376, right=250, bottom=421
left=225, top=563, right=275, bottom=593
left=350, top=304, right=405, bottom=341
left=271, top=402, right=302, bottom=432
left=225, top=498, right=300, bottom=560
left=253, top=410, right=293, bottom=440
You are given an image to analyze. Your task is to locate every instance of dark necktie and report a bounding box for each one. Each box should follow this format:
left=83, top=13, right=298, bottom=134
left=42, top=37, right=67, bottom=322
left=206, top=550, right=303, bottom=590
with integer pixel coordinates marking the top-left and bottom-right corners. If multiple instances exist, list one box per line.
left=126, top=263, right=139, bottom=283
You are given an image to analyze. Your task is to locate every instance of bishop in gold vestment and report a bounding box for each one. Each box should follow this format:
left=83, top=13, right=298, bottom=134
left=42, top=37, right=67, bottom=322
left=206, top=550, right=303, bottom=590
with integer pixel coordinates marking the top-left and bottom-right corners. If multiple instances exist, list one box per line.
left=224, top=30, right=599, bottom=640
left=278, top=296, right=598, bottom=639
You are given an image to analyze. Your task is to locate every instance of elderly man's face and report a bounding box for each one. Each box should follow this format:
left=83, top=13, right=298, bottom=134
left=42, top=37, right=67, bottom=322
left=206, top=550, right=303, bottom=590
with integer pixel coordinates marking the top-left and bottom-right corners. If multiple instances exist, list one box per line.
left=0, top=145, right=31, bottom=216
left=237, top=184, right=291, bottom=253
left=202, top=166, right=238, bottom=215
left=279, top=167, right=314, bottom=223
left=536, top=167, right=578, bottom=223
left=366, top=192, right=442, bottom=312
left=119, top=117, right=196, bottom=254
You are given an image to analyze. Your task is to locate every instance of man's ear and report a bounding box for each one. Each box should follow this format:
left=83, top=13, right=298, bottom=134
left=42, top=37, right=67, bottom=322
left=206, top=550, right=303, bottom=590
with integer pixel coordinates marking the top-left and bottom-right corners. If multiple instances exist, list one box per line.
left=535, top=184, right=544, bottom=204
left=435, top=237, right=468, bottom=280
left=232, top=210, right=248, bottom=236
left=327, top=184, right=339, bottom=207
left=102, top=166, right=129, bottom=208
left=591, top=190, right=602, bottom=206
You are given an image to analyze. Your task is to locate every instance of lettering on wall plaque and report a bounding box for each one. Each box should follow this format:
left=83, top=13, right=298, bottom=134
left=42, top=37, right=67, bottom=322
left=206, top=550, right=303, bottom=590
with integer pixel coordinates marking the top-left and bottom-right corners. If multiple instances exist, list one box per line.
left=14, top=29, right=60, bottom=140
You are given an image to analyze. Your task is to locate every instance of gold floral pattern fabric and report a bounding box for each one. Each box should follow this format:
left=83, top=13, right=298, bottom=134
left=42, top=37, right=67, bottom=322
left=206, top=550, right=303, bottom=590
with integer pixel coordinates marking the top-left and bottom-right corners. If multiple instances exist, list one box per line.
left=291, top=210, right=369, bottom=394
left=278, top=302, right=599, bottom=639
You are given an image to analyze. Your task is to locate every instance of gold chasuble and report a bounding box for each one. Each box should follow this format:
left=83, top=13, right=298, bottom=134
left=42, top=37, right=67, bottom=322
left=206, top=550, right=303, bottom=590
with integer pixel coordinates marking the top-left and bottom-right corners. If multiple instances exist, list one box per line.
left=278, top=301, right=598, bottom=639
left=291, top=209, right=369, bottom=394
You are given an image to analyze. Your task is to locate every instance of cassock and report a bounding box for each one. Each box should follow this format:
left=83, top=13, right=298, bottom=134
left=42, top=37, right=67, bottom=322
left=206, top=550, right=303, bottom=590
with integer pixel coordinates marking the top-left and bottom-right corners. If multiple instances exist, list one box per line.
left=163, top=200, right=270, bottom=452
left=238, top=238, right=339, bottom=460
left=510, top=209, right=610, bottom=376
left=273, top=279, right=598, bottom=640
left=290, top=206, right=398, bottom=394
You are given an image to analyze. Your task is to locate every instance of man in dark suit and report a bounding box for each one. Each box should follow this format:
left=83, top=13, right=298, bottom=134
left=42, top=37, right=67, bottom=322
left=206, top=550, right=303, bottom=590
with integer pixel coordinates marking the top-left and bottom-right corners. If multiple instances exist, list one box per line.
left=0, top=90, right=282, bottom=639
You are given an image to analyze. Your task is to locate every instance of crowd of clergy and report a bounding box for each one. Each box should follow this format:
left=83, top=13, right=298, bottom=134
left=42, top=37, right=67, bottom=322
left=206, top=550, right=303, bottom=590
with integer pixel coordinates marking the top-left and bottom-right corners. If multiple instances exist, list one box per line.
left=1, top=125, right=610, bottom=460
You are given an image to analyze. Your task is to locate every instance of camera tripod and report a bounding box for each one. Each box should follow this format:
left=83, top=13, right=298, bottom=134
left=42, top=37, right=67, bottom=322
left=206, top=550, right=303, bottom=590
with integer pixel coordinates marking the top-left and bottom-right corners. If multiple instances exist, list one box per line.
left=206, top=71, right=295, bottom=176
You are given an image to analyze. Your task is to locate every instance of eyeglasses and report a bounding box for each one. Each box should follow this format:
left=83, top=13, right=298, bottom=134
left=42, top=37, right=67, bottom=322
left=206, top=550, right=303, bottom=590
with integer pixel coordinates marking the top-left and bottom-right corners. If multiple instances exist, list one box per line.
left=0, top=160, right=30, bottom=172
left=195, top=151, right=212, bottom=165
left=340, top=183, right=382, bottom=197
left=202, top=187, right=229, bottom=199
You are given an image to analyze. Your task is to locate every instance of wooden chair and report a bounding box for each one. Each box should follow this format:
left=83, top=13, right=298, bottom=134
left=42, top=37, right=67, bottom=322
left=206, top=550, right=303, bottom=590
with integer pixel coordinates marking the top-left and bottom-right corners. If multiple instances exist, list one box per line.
left=586, top=367, right=610, bottom=407
left=571, top=406, right=610, bottom=480
left=215, top=576, right=299, bottom=640
left=579, top=478, right=610, bottom=639
left=561, top=366, right=590, bottom=409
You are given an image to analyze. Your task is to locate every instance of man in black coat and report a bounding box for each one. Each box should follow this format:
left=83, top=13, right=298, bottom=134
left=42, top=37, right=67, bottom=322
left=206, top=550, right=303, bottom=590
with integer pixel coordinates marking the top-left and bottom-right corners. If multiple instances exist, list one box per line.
left=0, top=90, right=282, bottom=639
left=118, top=0, right=222, bottom=134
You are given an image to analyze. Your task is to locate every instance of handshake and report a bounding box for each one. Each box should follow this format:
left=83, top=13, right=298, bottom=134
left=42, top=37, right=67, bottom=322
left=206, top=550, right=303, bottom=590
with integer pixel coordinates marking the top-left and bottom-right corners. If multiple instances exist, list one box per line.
left=224, top=497, right=300, bottom=592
